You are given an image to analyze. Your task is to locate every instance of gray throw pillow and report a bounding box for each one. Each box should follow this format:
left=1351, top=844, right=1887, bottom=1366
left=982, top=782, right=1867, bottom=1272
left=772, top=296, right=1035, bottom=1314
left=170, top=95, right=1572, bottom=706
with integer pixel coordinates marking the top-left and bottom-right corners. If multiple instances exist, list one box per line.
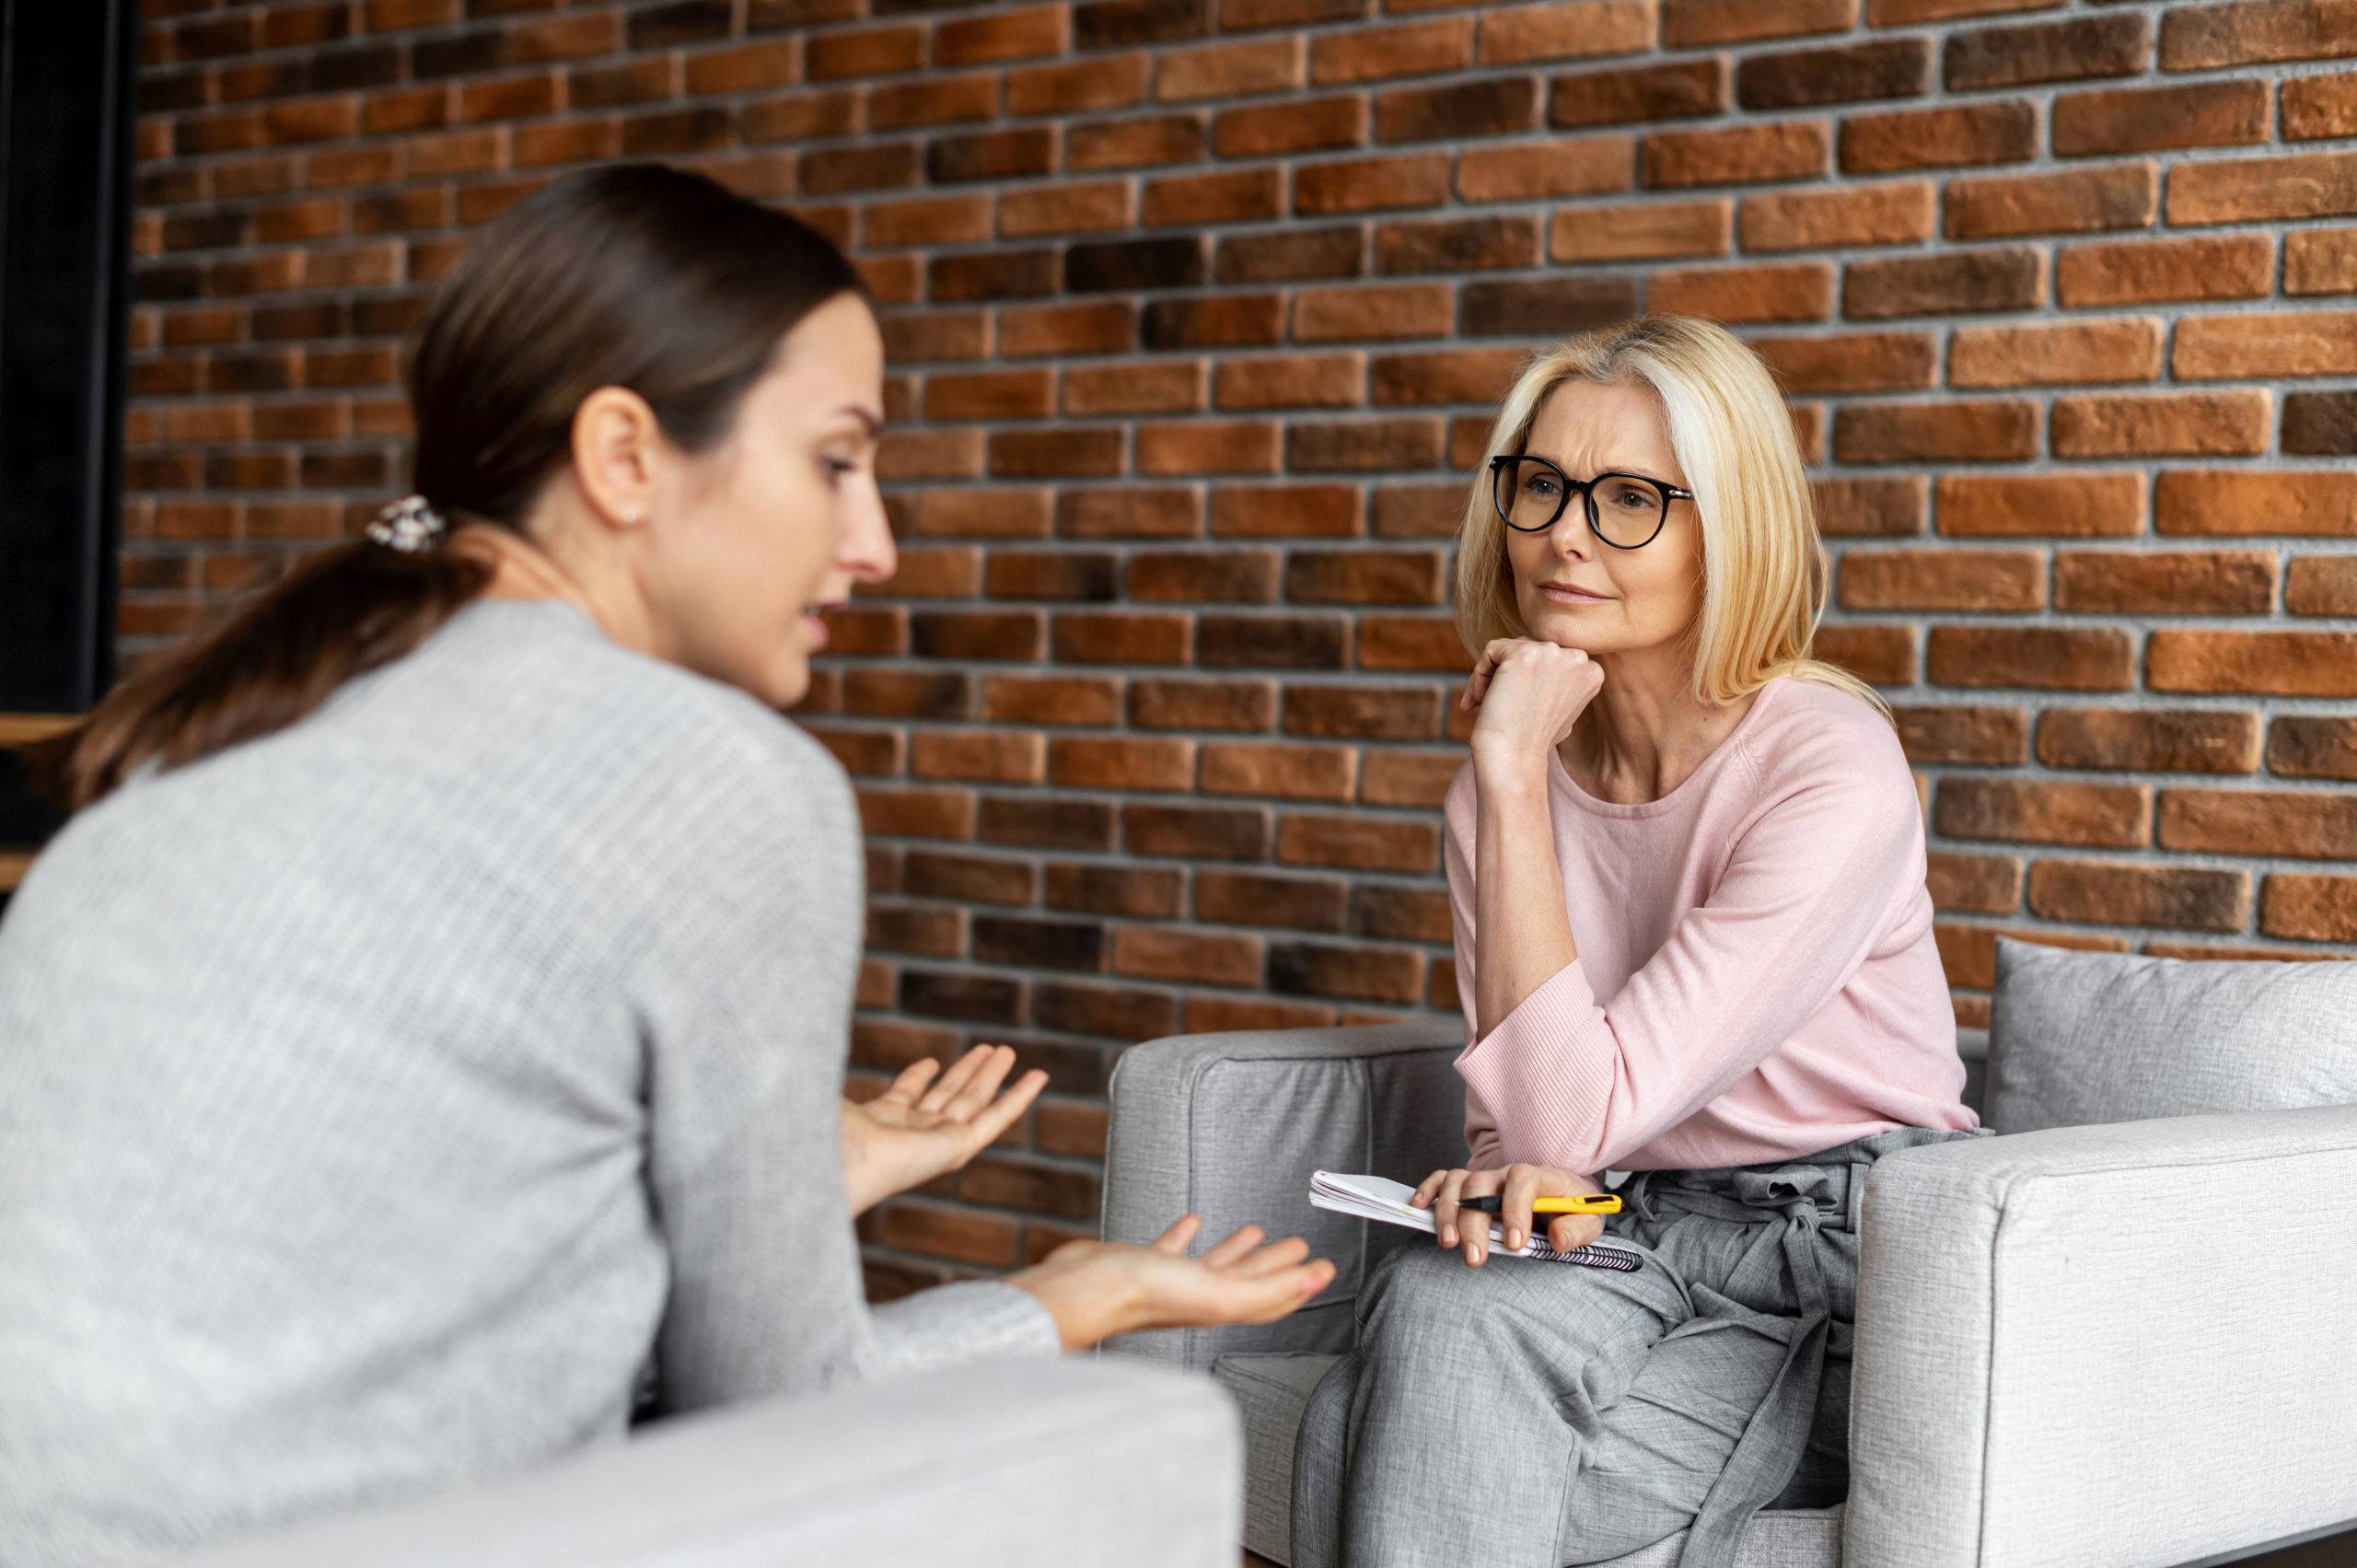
left=1986, top=936, right=2357, bottom=1134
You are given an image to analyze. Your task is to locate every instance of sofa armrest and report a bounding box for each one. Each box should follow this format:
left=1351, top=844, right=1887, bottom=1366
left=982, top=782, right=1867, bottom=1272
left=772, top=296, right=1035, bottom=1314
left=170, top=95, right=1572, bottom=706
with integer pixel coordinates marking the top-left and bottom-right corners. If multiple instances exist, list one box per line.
left=1100, top=1020, right=1465, bottom=1370
left=1848, top=1104, right=2357, bottom=1568
left=180, top=1358, right=1239, bottom=1568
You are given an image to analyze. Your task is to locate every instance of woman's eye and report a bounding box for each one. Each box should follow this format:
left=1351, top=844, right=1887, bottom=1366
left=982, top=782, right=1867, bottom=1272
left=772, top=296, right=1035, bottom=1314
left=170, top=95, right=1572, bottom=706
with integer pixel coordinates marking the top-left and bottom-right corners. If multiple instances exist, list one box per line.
left=1525, top=476, right=1560, bottom=499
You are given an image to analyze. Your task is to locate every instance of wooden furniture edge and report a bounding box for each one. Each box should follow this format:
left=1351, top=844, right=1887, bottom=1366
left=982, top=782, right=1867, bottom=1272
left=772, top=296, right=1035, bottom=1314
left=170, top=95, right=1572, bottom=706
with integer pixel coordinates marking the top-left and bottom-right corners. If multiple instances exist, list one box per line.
left=0, top=713, right=79, bottom=747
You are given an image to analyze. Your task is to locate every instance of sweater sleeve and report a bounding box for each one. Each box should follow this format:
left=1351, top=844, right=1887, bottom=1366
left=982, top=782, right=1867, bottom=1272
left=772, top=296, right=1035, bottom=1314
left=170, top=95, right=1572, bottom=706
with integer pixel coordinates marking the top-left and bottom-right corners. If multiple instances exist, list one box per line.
left=1446, top=727, right=1924, bottom=1177
left=1442, top=793, right=1508, bottom=1174
left=634, top=714, right=1056, bottom=1416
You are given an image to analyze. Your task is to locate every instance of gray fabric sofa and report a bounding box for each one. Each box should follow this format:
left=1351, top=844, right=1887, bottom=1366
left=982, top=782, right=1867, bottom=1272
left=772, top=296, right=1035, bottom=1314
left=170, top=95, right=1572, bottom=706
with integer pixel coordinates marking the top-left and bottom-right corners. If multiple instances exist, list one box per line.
left=180, top=1355, right=1240, bottom=1567
left=1102, top=938, right=2357, bottom=1567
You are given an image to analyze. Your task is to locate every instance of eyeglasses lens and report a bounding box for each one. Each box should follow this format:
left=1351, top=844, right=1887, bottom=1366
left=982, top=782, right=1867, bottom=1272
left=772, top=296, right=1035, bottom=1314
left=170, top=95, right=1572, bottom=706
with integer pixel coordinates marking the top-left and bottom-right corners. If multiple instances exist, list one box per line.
left=1493, top=460, right=1666, bottom=547
left=1591, top=475, right=1666, bottom=548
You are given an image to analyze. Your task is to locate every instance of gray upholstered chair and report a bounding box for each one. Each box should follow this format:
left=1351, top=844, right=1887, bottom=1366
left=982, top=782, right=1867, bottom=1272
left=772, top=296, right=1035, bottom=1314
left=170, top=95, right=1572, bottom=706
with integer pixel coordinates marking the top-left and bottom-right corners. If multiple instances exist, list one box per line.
left=1102, top=938, right=2357, bottom=1567
left=179, top=1356, right=1240, bottom=1567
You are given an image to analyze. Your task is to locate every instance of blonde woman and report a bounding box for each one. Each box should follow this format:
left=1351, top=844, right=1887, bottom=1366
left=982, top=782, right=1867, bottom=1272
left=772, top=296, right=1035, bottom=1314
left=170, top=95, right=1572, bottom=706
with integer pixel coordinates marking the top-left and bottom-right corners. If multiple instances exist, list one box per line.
left=1288, top=316, right=1983, bottom=1568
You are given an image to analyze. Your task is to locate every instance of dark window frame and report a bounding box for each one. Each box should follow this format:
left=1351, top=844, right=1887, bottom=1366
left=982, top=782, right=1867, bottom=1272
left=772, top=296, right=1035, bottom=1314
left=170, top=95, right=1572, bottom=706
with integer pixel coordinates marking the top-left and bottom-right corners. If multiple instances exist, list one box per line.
left=0, top=0, right=139, bottom=715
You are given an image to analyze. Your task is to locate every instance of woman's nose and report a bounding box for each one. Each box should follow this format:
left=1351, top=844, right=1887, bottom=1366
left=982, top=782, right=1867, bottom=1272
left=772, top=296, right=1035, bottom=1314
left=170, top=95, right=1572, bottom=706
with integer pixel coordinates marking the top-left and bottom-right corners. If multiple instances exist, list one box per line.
left=839, top=487, right=898, bottom=584
left=1550, top=509, right=1595, bottom=560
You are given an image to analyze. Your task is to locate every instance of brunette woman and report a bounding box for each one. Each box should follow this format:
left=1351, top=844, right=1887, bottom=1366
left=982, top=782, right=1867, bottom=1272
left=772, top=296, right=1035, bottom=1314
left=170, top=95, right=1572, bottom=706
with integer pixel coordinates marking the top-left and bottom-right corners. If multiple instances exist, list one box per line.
left=0, top=163, right=1329, bottom=1566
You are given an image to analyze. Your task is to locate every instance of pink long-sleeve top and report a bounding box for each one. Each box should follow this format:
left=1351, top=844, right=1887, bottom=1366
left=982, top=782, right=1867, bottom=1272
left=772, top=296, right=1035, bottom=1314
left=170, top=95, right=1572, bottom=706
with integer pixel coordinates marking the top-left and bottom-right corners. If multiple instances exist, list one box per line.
left=1446, top=674, right=1977, bottom=1176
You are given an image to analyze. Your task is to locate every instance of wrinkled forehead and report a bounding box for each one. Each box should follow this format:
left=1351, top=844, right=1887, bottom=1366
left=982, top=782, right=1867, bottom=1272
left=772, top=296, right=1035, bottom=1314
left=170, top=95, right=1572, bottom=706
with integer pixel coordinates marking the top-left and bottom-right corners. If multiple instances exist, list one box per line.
left=1522, top=377, right=1684, bottom=485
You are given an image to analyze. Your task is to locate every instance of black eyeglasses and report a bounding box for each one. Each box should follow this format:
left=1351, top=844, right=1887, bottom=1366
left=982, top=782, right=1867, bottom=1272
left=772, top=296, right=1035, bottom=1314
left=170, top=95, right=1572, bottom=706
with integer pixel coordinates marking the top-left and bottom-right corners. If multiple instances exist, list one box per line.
left=1488, top=454, right=1693, bottom=550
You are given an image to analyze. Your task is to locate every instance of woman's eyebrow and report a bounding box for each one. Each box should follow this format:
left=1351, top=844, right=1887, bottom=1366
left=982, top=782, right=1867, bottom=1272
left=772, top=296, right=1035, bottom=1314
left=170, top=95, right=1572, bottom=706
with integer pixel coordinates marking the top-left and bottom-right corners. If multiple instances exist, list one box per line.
left=832, top=405, right=882, bottom=436
left=1526, top=448, right=1665, bottom=474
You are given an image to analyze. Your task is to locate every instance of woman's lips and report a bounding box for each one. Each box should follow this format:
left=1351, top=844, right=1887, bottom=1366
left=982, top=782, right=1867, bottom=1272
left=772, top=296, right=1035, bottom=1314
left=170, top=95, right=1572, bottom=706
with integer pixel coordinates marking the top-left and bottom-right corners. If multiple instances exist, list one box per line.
left=1540, top=584, right=1612, bottom=605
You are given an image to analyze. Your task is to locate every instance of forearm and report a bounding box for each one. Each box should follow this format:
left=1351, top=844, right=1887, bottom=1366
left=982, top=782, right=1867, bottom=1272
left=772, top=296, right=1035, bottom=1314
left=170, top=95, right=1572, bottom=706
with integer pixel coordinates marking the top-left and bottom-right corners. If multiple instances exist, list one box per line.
left=865, top=1280, right=1064, bottom=1375
left=1470, top=749, right=1578, bottom=1038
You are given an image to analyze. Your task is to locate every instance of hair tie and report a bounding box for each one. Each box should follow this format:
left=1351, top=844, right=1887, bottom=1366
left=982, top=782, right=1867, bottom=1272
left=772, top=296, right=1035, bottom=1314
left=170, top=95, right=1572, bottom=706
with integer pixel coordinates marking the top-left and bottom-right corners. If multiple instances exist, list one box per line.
left=366, top=494, right=447, bottom=553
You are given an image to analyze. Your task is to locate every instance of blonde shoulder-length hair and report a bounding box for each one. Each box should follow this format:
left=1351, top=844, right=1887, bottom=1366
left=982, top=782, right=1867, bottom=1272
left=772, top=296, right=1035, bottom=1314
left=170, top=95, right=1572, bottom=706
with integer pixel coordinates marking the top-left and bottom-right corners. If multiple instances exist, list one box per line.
left=1454, top=313, right=1889, bottom=725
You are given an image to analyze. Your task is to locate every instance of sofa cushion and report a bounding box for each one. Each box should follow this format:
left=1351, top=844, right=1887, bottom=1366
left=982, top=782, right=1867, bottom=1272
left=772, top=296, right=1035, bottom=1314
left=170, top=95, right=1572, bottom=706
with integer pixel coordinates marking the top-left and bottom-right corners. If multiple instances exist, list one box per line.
left=1987, top=938, right=2357, bottom=1134
left=1105, top=1026, right=1469, bottom=1370
left=1212, top=1352, right=1841, bottom=1568
left=1213, top=1351, right=1335, bottom=1560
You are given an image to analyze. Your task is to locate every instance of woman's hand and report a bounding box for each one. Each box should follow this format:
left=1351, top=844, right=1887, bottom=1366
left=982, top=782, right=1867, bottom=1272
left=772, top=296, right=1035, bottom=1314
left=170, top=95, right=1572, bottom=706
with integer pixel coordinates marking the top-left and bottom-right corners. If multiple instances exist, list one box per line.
left=839, top=1045, right=1047, bottom=1216
left=1459, top=637, right=1605, bottom=772
left=1410, top=1163, right=1609, bottom=1267
left=1010, top=1215, right=1335, bottom=1351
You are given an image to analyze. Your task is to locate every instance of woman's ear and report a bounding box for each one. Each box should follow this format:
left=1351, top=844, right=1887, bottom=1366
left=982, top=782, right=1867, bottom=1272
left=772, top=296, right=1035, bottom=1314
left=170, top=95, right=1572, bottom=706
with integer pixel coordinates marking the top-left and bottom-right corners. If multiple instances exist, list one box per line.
left=570, top=385, right=662, bottom=531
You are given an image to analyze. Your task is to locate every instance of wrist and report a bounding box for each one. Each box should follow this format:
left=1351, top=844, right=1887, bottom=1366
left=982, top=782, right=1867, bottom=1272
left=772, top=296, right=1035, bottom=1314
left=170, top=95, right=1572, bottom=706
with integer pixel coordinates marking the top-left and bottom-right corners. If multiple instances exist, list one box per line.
left=1104, top=1254, right=1150, bottom=1341
left=1010, top=1251, right=1138, bottom=1352
left=840, top=1169, right=883, bottom=1218
left=836, top=1109, right=888, bottom=1216
left=1470, top=740, right=1551, bottom=789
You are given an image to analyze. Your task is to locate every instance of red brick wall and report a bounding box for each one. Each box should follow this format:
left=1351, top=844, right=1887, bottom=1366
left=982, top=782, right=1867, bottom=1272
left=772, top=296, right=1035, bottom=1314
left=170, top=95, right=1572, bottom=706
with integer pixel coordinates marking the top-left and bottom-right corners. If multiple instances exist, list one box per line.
left=125, top=0, right=2357, bottom=1290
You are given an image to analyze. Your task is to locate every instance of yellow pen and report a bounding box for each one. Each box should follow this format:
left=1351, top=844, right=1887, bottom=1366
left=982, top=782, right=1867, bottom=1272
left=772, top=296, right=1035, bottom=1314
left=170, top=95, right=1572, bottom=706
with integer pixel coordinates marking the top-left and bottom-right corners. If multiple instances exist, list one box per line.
left=1458, top=1193, right=1620, bottom=1215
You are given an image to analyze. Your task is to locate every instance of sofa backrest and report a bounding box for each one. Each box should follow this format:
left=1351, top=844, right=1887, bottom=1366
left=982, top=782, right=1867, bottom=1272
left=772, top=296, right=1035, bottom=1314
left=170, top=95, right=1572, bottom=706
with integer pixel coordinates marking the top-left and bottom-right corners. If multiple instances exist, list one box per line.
left=1985, top=938, right=2357, bottom=1135
left=1957, top=1026, right=1989, bottom=1122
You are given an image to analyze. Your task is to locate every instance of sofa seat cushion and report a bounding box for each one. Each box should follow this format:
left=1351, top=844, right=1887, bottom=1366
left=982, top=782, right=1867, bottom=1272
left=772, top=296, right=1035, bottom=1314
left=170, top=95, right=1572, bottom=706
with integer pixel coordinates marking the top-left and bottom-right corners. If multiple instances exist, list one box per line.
left=1212, top=1352, right=1841, bottom=1568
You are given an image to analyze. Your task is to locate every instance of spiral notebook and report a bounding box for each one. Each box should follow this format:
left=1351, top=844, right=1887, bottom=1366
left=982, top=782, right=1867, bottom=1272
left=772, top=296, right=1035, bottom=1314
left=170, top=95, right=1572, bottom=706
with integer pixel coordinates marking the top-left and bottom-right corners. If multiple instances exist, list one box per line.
left=1308, top=1171, right=1642, bottom=1272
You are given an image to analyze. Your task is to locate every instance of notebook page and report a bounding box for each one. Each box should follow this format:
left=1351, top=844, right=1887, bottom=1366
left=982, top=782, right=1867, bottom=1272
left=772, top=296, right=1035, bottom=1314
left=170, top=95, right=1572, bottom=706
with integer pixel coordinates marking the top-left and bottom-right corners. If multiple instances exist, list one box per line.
left=1308, top=1171, right=1640, bottom=1271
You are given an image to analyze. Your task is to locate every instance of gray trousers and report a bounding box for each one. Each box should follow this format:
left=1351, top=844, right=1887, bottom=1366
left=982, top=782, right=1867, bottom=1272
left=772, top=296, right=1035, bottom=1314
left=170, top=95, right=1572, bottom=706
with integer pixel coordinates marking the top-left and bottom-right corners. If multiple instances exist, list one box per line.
left=1290, top=1126, right=1985, bottom=1568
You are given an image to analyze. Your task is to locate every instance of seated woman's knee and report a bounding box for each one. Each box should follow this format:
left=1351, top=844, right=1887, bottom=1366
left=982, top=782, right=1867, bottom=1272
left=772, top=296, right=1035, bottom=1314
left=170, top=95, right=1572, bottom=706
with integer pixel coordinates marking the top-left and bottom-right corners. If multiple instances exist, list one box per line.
left=1366, top=1243, right=1587, bottom=1331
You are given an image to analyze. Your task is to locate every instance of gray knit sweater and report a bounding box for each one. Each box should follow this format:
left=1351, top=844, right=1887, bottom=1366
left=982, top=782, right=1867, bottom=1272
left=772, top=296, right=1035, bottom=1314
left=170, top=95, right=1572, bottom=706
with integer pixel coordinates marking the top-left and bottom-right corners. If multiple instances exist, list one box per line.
left=0, top=598, right=1058, bottom=1565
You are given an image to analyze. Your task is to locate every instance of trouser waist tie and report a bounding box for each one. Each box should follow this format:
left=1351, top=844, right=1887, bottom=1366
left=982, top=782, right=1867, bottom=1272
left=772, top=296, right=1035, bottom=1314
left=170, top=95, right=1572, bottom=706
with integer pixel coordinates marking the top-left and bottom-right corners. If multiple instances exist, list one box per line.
left=1618, top=1161, right=1859, bottom=1568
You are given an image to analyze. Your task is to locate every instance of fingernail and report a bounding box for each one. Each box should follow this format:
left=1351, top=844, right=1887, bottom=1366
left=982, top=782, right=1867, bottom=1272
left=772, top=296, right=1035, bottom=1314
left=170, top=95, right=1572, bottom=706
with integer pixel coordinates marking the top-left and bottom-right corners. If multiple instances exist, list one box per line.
left=1439, top=1226, right=1455, bottom=1247
left=1506, top=1229, right=1521, bottom=1249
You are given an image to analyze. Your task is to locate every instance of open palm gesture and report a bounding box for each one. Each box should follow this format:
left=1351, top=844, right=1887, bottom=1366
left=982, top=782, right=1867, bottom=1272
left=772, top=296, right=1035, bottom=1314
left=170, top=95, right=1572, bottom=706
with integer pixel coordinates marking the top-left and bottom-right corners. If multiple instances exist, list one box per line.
left=1018, top=1214, right=1337, bottom=1348
left=840, top=1045, right=1047, bottom=1214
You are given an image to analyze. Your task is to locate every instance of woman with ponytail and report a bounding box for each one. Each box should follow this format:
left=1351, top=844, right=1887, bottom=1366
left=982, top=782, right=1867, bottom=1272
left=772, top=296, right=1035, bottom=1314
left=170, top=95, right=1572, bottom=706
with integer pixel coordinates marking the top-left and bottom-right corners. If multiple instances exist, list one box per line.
left=0, top=163, right=1330, bottom=1566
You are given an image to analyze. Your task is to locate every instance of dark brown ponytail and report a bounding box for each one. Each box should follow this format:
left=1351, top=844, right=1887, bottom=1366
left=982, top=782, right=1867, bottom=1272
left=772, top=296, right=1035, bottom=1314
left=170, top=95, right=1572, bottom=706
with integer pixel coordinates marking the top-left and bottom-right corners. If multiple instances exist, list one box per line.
left=52, top=163, right=867, bottom=809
